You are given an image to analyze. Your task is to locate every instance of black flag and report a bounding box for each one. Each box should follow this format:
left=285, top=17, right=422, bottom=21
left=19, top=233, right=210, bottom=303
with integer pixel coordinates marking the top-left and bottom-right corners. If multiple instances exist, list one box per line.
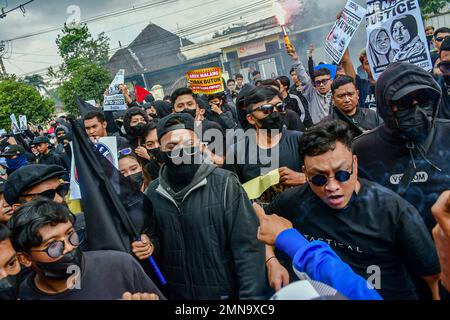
left=69, top=117, right=139, bottom=252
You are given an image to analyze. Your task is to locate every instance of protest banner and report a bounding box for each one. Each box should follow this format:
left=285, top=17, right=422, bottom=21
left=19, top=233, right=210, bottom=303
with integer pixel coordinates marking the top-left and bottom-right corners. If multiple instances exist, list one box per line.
left=9, top=114, right=21, bottom=134
left=19, top=115, right=27, bottom=131
left=186, top=67, right=224, bottom=95
left=365, top=0, right=432, bottom=79
left=103, top=69, right=127, bottom=111
left=70, top=136, right=119, bottom=200
left=325, top=0, right=366, bottom=64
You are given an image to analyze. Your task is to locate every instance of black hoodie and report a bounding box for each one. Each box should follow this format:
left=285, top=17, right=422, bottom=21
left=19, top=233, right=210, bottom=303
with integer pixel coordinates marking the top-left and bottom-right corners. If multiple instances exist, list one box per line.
left=354, top=62, right=450, bottom=231
left=123, top=107, right=150, bottom=147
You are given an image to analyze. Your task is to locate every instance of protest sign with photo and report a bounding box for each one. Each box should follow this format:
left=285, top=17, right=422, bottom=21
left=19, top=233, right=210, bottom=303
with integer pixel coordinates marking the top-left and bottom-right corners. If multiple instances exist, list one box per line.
left=325, top=0, right=366, bottom=64
left=70, top=136, right=119, bottom=200
left=103, top=69, right=127, bottom=111
left=9, top=114, right=21, bottom=134
left=19, top=115, right=28, bottom=131
left=186, top=67, right=224, bottom=95
left=365, top=0, right=432, bottom=79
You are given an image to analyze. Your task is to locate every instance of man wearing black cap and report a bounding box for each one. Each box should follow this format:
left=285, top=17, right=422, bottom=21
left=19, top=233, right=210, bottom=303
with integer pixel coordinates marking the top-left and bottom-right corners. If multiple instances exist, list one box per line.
left=0, top=145, right=30, bottom=174
left=33, top=136, right=69, bottom=171
left=0, top=179, right=13, bottom=224
left=144, top=112, right=266, bottom=300
left=3, top=164, right=68, bottom=212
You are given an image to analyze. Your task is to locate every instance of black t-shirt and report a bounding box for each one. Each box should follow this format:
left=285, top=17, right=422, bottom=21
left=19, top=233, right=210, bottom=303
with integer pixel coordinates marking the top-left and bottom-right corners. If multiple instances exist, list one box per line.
left=18, top=251, right=165, bottom=300
left=224, top=129, right=303, bottom=203
left=353, top=123, right=450, bottom=231
left=265, top=179, right=440, bottom=300
left=282, top=110, right=305, bottom=132
left=355, top=75, right=376, bottom=111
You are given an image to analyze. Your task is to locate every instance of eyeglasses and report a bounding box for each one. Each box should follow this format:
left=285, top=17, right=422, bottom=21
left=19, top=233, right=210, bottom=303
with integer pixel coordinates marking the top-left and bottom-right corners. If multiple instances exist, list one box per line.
left=305, top=160, right=354, bottom=187
left=165, top=145, right=198, bottom=159
left=119, top=148, right=133, bottom=156
left=249, top=102, right=286, bottom=115
left=31, top=230, right=83, bottom=259
left=20, top=183, right=69, bottom=200
left=314, top=79, right=330, bottom=87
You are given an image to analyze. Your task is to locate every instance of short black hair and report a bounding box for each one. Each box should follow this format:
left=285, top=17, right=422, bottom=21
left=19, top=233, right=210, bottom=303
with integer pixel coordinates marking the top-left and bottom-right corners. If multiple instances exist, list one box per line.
left=8, top=198, right=75, bottom=253
left=314, top=68, right=331, bottom=79
left=299, top=120, right=353, bottom=160
left=142, top=119, right=159, bottom=139
left=227, top=79, right=236, bottom=85
left=0, top=223, right=11, bottom=242
left=83, top=110, right=105, bottom=123
left=171, top=87, right=195, bottom=105
left=440, top=36, right=450, bottom=58
left=244, top=86, right=282, bottom=113
left=331, top=75, right=356, bottom=94
left=163, top=95, right=171, bottom=101
left=260, top=79, right=280, bottom=89
left=235, top=74, right=244, bottom=80
left=252, top=70, right=261, bottom=77
left=290, top=67, right=297, bottom=74
left=207, top=92, right=226, bottom=102
left=435, top=27, right=450, bottom=38
left=276, top=76, right=290, bottom=89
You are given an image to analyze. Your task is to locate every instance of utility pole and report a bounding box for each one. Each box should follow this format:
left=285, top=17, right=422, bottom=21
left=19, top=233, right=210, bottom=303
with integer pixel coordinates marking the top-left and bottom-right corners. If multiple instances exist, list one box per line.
left=0, top=41, right=7, bottom=75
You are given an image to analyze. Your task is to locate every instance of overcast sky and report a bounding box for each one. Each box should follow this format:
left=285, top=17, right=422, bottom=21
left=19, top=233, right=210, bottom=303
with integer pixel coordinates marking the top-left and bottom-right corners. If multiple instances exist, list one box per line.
left=0, top=0, right=363, bottom=76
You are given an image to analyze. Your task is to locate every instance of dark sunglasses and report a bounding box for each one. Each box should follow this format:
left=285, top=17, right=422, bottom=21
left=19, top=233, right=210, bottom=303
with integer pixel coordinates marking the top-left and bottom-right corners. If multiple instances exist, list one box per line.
left=314, top=79, right=330, bottom=87
left=248, top=102, right=286, bottom=115
left=435, top=36, right=447, bottom=42
left=392, top=90, right=434, bottom=109
left=306, top=161, right=354, bottom=187
left=20, top=183, right=69, bottom=200
left=31, top=230, right=83, bottom=259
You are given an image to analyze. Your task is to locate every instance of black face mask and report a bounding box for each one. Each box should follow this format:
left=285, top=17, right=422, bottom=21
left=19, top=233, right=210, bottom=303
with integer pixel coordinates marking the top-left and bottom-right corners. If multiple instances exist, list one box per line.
left=180, top=109, right=197, bottom=119
left=34, top=247, right=83, bottom=280
left=130, top=123, right=145, bottom=137
left=129, top=172, right=144, bottom=186
left=160, top=146, right=202, bottom=189
left=426, top=35, right=433, bottom=43
left=395, top=101, right=434, bottom=142
left=148, top=113, right=158, bottom=119
left=148, top=147, right=164, bottom=163
left=0, top=274, right=20, bottom=300
left=57, top=135, right=66, bottom=144
left=258, top=112, right=283, bottom=131
left=443, top=74, right=450, bottom=89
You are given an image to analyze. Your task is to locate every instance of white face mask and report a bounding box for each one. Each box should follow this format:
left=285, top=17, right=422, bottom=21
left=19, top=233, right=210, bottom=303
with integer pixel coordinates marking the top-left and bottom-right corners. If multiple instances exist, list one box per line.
left=50, top=138, right=56, bottom=145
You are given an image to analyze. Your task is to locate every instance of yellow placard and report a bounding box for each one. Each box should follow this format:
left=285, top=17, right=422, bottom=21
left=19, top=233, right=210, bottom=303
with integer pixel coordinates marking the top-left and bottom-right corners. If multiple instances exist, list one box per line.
left=186, top=67, right=224, bottom=95
left=242, top=169, right=280, bottom=200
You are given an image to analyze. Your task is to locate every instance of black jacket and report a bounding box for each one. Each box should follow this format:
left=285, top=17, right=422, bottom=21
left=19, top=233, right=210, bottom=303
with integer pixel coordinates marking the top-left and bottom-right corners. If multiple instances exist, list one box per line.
left=354, top=62, right=450, bottom=231
left=325, top=106, right=383, bottom=138
left=144, top=163, right=267, bottom=300
left=437, top=76, right=450, bottom=120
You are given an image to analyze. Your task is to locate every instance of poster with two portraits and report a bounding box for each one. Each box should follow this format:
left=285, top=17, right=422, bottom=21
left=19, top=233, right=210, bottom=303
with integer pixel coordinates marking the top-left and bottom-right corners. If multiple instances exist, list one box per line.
left=366, top=0, right=432, bottom=79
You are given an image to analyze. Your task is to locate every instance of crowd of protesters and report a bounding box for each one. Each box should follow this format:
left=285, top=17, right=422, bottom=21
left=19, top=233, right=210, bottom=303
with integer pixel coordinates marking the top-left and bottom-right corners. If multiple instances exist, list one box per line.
left=0, top=18, right=450, bottom=301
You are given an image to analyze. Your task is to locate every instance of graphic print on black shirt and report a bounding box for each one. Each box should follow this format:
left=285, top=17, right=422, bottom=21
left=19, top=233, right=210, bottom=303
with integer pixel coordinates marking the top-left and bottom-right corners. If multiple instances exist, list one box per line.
left=265, top=179, right=440, bottom=300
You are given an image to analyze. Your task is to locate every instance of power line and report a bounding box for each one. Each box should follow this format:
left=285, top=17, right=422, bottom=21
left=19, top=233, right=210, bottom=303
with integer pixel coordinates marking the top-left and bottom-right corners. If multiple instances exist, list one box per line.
left=0, top=0, right=34, bottom=19
left=2, top=0, right=177, bottom=42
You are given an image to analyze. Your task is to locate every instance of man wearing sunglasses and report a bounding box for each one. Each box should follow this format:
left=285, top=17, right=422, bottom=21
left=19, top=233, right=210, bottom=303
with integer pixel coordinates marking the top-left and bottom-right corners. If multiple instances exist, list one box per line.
left=7, top=199, right=164, bottom=300
left=265, top=120, right=440, bottom=300
left=431, top=27, right=450, bottom=71
left=437, top=36, right=450, bottom=120
left=286, top=43, right=332, bottom=124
